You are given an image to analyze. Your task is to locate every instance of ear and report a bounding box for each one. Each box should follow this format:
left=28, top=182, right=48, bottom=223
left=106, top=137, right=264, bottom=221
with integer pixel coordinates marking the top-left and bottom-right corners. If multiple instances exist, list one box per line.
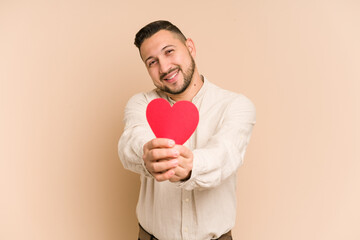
left=185, top=38, right=196, bottom=57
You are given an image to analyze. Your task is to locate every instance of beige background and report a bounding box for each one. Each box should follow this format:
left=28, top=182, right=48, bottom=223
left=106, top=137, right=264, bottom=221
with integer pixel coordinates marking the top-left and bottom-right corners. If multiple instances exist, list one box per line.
left=1, top=0, right=359, bottom=239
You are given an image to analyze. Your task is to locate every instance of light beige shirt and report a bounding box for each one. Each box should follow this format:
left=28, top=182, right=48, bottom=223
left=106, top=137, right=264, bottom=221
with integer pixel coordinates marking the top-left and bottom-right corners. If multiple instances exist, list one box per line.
left=118, top=78, right=256, bottom=240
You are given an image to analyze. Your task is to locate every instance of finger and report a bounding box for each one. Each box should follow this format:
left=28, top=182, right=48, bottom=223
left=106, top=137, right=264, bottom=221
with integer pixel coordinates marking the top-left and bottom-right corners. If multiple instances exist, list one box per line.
left=172, top=165, right=187, bottom=178
left=169, top=175, right=181, bottom=182
left=153, top=169, right=176, bottom=182
left=146, top=148, right=180, bottom=162
left=149, top=159, right=178, bottom=173
left=146, top=138, right=175, bottom=150
left=174, top=145, right=193, bottom=158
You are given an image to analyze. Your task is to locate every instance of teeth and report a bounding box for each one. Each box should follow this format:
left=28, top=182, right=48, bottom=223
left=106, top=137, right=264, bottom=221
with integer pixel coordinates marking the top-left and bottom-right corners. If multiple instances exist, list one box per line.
left=167, top=71, right=177, bottom=80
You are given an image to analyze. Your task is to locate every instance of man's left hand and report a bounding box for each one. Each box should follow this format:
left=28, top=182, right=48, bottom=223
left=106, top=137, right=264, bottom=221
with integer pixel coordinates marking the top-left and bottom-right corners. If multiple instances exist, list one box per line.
left=169, top=144, right=193, bottom=182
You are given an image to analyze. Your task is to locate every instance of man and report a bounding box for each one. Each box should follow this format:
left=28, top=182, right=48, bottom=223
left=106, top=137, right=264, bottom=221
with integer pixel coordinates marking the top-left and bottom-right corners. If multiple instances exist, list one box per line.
left=118, top=20, right=256, bottom=240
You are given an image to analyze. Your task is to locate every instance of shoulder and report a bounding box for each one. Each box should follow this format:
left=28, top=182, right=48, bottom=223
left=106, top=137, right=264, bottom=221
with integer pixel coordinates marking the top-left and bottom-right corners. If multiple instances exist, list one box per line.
left=125, top=89, right=161, bottom=108
left=205, top=80, right=256, bottom=112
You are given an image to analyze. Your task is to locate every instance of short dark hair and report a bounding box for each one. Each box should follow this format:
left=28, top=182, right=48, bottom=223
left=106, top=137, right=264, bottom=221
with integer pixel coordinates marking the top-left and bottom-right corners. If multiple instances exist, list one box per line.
left=134, top=20, right=187, bottom=49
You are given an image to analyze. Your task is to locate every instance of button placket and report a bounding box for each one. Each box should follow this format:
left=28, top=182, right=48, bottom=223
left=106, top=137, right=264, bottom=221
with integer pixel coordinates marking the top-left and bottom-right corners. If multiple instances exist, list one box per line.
left=181, top=189, right=192, bottom=240
left=181, top=120, right=195, bottom=239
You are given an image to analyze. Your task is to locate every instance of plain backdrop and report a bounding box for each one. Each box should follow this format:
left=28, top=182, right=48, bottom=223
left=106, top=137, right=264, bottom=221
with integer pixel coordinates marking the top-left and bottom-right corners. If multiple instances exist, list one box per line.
left=1, top=0, right=359, bottom=239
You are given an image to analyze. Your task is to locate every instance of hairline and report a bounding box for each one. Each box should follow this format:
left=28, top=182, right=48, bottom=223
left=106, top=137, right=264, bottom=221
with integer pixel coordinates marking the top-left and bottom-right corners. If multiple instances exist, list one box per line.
left=139, top=30, right=188, bottom=61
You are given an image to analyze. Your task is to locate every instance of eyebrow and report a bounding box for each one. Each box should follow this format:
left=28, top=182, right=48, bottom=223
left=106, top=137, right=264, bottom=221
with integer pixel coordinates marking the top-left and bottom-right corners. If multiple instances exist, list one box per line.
left=144, top=45, right=176, bottom=63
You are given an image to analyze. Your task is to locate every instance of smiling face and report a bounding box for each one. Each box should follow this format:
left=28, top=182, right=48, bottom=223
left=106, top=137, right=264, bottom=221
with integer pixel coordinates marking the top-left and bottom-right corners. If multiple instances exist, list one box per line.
left=140, top=30, right=197, bottom=96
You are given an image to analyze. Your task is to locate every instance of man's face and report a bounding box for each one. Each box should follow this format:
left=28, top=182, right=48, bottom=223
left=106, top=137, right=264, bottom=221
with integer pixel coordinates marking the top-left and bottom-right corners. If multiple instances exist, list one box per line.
left=140, top=30, right=196, bottom=95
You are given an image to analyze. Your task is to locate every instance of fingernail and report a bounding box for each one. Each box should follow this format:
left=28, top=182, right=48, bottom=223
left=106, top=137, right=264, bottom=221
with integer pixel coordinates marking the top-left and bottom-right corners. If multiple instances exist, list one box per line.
left=168, top=140, right=175, bottom=146
left=173, top=150, right=179, bottom=157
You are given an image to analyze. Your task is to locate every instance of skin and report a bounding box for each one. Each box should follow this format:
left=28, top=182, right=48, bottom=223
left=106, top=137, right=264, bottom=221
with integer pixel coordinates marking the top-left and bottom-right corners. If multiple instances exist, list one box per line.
left=140, top=30, right=204, bottom=182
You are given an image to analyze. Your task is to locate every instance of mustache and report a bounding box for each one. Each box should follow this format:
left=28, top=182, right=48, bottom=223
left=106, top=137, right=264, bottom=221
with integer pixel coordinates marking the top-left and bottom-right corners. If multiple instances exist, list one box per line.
left=160, top=67, right=180, bottom=80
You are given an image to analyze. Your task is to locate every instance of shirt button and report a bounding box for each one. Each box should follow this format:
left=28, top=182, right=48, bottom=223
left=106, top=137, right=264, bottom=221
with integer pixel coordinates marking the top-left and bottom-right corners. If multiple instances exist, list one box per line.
left=185, top=198, right=189, bottom=202
left=184, top=227, right=188, bottom=232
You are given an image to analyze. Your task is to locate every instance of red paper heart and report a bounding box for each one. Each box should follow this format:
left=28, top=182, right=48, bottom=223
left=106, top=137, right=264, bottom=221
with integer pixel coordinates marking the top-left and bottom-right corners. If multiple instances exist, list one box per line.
left=146, top=98, right=199, bottom=145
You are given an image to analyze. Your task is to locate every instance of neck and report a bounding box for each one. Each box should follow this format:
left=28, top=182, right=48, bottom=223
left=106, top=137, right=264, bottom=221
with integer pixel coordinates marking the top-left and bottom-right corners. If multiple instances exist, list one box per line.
left=166, top=69, right=203, bottom=102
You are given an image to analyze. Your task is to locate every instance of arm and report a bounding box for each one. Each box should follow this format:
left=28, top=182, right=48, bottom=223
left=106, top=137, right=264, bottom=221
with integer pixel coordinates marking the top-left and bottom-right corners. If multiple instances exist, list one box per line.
left=178, top=95, right=256, bottom=190
left=118, top=94, right=155, bottom=177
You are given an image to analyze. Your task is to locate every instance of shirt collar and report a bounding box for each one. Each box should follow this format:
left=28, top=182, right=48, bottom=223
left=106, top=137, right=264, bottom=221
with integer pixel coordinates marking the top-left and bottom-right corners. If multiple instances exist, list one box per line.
left=192, top=75, right=208, bottom=104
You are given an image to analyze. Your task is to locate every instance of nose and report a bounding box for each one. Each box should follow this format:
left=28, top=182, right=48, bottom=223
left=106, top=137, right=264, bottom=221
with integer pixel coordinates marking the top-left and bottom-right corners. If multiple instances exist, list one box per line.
left=158, top=57, right=171, bottom=75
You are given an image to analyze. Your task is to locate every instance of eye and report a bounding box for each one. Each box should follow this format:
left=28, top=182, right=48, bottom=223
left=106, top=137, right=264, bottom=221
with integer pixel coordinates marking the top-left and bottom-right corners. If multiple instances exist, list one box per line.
left=165, top=49, right=174, bottom=55
left=148, top=60, right=157, bottom=67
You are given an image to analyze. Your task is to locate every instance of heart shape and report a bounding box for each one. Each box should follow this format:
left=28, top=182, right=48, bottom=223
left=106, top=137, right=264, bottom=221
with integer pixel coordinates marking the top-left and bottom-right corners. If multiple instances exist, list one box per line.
left=146, top=98, right=199, bottom=145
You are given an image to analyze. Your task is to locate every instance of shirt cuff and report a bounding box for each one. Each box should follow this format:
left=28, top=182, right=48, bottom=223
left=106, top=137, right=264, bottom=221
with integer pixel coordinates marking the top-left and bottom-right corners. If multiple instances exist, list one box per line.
left=175, top=151, right=203, bottom=190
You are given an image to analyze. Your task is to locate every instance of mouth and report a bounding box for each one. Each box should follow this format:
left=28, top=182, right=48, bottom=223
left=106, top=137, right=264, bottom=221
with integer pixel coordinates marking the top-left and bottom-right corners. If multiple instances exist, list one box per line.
left=162, top=69, right=179, bottom=83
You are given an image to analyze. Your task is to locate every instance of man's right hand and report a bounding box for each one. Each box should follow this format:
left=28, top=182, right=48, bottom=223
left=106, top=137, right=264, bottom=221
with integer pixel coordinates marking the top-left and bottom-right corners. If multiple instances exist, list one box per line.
left=142, top=138, right=180, bottom=181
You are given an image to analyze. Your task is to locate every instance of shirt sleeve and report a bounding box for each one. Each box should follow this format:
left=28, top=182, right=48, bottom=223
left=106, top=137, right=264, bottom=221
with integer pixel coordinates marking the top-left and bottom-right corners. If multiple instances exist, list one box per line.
left=118, top=93, right=155, bottom=178
left=178, top=95, right=256, bottom=190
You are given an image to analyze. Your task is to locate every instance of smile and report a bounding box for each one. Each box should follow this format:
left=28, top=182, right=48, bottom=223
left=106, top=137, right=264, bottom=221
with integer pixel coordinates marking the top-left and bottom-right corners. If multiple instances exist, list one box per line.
left=167, top=72, right=177, bottom=80
left=163, top=70, right=179, bottom=83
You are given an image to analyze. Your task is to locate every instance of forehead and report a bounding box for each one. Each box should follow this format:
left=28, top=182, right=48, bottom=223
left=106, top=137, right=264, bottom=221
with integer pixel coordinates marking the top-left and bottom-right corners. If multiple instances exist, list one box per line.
left=140, top=30, right=184, bottom=60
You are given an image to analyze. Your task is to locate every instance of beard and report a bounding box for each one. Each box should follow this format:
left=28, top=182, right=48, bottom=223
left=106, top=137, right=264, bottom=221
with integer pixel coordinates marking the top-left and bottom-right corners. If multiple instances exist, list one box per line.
left=159, top=55, right=195, bottom=95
